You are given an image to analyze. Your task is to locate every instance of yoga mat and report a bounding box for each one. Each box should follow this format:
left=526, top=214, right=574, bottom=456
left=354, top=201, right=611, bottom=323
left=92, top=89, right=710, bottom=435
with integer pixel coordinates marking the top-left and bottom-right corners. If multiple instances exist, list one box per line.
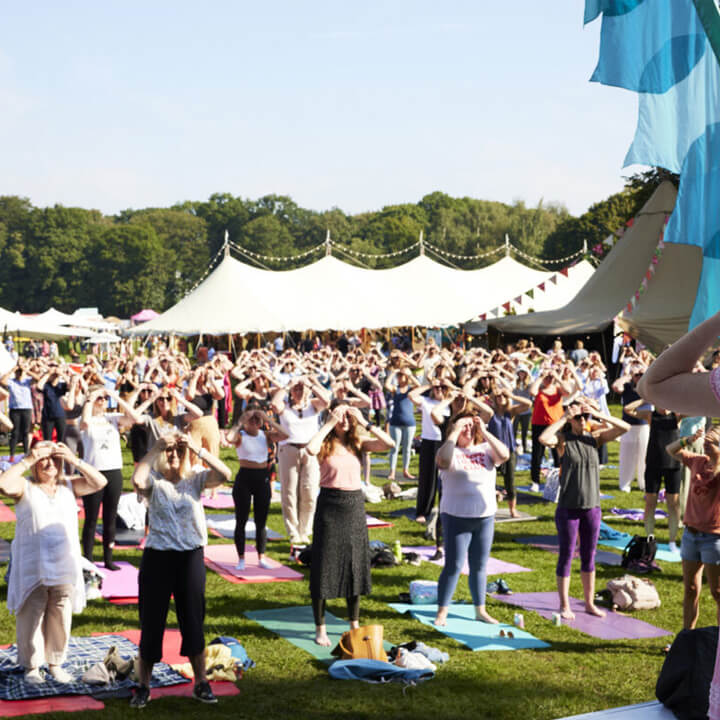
left=607, top=508, right=667, bottom=522
left=206, top=514, right=284, bottom=541
left=495, top=508, right=538, bottom=523
left=598, top=523, right=679, bottom=563
left=0, top=500, right=15, bottom=522
left=204, top=543, right=303, bottom=583
left=514, top=535, right=623, bottom=567
left=95, top=561, right=139, bottom=599
left=515, top=485, right=614, bottom=501
left=555, top=701, right=675, bottom=719
left=245, top=605, right=393, bottom=663
left=387, top=603, right=549, bottom=651
left=202, top=488, right=235, bottom=509
left=0, top=538, right=9, bottom=564
left=96, top=525, right=145, bottom=547
left=402, top=546, right=532, bottom=575
left=492, top=592, right=671, bottom=640
left=366, top=514, right=393, bottom=528
left=0, top=694, right=104, bottom=717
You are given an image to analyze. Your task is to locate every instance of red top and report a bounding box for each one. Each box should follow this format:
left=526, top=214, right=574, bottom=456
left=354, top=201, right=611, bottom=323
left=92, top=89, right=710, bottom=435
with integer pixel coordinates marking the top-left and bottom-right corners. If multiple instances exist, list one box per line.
left=679, top=450, right=720, bottom=534
left=531, top=387, right=564, bottom=426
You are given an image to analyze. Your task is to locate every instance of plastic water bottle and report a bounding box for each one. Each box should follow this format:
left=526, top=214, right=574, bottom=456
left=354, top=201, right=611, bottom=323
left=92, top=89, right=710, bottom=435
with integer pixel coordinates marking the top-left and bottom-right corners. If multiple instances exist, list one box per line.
left=393, top=540, right=403, bottom=564
left=513, top=612, right=524, bottom=629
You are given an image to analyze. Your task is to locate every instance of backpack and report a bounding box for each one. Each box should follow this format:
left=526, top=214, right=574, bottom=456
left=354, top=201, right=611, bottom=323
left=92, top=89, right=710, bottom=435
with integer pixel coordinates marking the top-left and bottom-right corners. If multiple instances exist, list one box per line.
left=542, top=468, right=560, bottom=502
left=621, top=534, right=657, bottom=571
left=606, top=574, right=661, bottom=610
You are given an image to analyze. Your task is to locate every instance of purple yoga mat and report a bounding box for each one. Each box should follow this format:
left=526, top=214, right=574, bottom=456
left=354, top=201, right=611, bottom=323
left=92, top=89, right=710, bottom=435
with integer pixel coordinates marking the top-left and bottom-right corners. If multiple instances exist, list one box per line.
left=514, top=535, right=623, bottom=567
left=493, top=592, right=671, bottom=640
left=403, top=546, right=532, bottom=575
left=96, top=561, right=139, bottom=599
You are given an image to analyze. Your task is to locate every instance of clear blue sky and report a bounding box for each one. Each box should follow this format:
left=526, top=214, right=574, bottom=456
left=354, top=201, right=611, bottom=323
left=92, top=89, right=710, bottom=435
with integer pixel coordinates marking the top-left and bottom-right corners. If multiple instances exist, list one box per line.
left=0, top=1, right=643, bottom=217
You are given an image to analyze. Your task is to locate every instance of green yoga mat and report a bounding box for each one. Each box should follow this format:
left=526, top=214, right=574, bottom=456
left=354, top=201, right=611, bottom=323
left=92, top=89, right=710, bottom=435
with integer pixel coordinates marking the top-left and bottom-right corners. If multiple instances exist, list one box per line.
left=245, top=605, right=392, bottom=663
left=388, top=603, right=550, bottom=651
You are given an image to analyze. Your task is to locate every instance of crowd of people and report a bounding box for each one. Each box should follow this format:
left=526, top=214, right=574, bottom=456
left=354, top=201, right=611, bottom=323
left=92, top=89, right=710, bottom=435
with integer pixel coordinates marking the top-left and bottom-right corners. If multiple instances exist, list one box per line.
left=0, top=329, right=719, bottom=707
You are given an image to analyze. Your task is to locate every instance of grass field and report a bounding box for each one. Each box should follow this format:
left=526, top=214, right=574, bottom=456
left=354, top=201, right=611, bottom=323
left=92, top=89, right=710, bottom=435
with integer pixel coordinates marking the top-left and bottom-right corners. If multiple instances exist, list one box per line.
left=0, top=405, right=708, bottom=720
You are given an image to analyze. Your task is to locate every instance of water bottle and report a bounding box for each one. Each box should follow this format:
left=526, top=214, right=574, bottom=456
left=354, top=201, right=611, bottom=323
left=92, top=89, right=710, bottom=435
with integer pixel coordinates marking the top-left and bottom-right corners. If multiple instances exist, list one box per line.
left=393, top=539, right=403, bottom=564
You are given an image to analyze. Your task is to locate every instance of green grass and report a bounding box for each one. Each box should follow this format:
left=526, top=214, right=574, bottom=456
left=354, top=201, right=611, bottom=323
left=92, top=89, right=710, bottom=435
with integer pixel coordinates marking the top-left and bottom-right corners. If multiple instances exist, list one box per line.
left=0, top=405, right=710, bottom=720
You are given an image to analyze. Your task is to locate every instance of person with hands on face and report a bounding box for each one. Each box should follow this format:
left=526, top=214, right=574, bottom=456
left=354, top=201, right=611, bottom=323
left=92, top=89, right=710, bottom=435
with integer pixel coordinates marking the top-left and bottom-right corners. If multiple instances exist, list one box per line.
left=540, top=400, right=629, bottom=620
left=226, top=407, right=288, bottom=571
left=79, top=385, right=143, bottom=571
left=130, top=432, right=231, bottom=708
left=0, top=440, right=106, bottom=685
left=433, top=411, right=510, bottom=627
left=305, top=402, right=395, bottom=647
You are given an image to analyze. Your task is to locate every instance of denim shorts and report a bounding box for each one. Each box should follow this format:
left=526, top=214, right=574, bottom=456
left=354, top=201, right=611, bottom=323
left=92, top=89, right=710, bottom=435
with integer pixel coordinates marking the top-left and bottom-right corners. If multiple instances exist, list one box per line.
left=681, top=528, right=720, bottom=564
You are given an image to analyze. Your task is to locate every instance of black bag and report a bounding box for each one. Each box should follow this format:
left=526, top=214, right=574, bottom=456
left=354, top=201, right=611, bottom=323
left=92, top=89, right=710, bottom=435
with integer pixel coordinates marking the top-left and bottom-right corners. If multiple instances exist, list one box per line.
left=656, top=626, right=717, bottom=720
left=622, top=534, right=657, bottom=569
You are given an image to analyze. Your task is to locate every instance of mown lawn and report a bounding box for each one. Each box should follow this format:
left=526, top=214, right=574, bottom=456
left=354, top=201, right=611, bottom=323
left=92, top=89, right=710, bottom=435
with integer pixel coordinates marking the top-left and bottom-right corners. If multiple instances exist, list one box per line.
left=0, top=404, right=708, bottom=720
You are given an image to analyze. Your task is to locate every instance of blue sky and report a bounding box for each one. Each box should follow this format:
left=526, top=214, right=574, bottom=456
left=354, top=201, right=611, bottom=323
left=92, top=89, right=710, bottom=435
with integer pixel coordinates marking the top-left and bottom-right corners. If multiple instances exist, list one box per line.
left=0, top=1, right=642, bottom=217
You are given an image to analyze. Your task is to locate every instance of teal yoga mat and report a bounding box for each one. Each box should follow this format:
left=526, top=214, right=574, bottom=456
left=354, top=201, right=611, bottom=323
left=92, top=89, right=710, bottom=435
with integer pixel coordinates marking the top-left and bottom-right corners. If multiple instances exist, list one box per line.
left=244, top=605, right=392, bottom=663
left=388, top=603, right=549, bottom=651
left=598, top=523, right=680, bottom=563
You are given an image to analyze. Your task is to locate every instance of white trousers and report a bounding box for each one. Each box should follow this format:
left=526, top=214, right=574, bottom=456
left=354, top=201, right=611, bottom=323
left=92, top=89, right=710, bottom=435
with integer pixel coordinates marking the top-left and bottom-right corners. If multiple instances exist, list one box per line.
left=618, top=424, right=650, bottom=492
left=16, top=584, right=74, bottom=670
left=278, top=444, right=319, bottom=545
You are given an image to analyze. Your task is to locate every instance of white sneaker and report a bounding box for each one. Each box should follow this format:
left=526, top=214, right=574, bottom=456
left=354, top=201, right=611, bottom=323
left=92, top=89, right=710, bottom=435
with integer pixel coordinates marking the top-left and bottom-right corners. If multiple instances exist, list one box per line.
left=49, top=665, right=74, bottom=684
left=258, top=558, right=273, bottom=569
left=668, top=542, right=679, bottom=554
left=25, top=668, right=44, bottom=684
left=394, top=647, right=436, bottom=672
left=235, top=559, right=245, bottom=571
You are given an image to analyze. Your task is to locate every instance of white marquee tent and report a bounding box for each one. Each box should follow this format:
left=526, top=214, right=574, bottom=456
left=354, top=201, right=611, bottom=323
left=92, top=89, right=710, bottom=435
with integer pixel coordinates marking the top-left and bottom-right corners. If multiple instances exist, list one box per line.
left=129, top=251, right=595, bottom=336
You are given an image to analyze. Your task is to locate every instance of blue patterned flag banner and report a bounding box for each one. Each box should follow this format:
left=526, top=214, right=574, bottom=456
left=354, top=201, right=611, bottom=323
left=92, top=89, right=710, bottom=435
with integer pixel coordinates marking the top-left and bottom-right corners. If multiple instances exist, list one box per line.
left=586, top=0, right=720, bottom=328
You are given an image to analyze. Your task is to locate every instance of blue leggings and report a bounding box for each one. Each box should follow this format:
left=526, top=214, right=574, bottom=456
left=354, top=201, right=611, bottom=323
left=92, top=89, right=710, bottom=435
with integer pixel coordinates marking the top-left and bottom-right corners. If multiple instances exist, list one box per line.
left=438, top=513, right=495, bottom=607
left=388, top=425, right=415, bottom=475
left=555, top=506, right=601, bottom=577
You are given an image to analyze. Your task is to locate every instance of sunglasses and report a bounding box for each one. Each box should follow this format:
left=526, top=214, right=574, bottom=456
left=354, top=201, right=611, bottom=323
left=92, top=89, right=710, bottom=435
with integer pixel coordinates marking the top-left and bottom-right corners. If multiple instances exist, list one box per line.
left=165, top=444, right=186, bottom=456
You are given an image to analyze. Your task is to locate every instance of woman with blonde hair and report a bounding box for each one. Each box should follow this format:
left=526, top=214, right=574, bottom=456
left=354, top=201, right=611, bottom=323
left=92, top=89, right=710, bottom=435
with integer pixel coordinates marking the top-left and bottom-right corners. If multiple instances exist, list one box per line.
left=130, top=432, right=231, bottom=708
left=0, top=440, right=106, bottom=684
left=306, top=403, right=394, bottom=646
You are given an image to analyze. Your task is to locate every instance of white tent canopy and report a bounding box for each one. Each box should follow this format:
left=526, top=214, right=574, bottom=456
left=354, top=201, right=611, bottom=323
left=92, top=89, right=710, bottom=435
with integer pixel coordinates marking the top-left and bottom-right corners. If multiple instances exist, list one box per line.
left=129, top=251, right=594, bottom=336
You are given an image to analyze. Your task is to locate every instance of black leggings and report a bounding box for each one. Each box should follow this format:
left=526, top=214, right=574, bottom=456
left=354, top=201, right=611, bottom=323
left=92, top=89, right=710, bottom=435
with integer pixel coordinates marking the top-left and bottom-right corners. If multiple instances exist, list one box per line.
left=232, top=467, right=271, bottom=556
left=498, top=450, right=517, bottom=500
left=9, top=409, right=32, bottom=457
left=81, top=468, right=123, bottom=560
left=513, top=413, right=531, bottom=451
left=531, top=424, right=559, bottom=485
left=139, top=547, right=206, bottom=664
left=416, top=438, right=441, bottom=518
left=41, top=416, right=66, bottom=444
left=312, top=596, right=360, bottom=626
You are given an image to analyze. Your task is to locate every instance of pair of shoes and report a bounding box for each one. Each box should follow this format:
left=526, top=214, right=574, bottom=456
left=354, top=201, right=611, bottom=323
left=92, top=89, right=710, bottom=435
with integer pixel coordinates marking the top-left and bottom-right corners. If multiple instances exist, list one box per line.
left=498, top=629, right=515, bottom=639
left=496, top=579, right=512, bottom=595
left=130, top=685, right=151, bottom=709
left=193, top=680, right=218, bottom=704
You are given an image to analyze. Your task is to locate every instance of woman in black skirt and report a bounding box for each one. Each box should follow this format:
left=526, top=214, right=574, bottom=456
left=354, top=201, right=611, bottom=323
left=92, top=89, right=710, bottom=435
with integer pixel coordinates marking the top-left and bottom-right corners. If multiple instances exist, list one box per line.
left=306, top=403, right=394, bottom=646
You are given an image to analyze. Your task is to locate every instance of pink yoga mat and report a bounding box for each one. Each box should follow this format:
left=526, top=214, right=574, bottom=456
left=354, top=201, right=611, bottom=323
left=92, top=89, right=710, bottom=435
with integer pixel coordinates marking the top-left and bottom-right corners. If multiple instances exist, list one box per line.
left=0, top=694, right=104, bottom=717
left=0, top=500, right=16, bottom=522
left=402, top=546, right=532, bottom=575
left=202, top=489, right=235, bottom=509
left=366, top=515, right=393, bottom=528
left=204, top=543, right=303, bottom=583
left=493, top=592, right=671, bottom=640
left=96, top=561, right=139, bottom=599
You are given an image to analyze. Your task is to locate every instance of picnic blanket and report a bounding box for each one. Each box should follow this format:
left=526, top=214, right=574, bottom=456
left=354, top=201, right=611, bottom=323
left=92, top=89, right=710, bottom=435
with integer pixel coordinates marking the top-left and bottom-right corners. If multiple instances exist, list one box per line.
left=387, top=603, right=549, bottom=651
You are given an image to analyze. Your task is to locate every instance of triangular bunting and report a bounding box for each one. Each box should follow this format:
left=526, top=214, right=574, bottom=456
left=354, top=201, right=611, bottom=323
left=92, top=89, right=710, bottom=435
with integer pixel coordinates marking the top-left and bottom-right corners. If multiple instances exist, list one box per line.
left=559, top=267, right=569, bottom=277
left=480, top=313, right=486, bottom=321
left=514, top=296, right=522, bottom=305
left=526, top=288, right=534, bottom=299
left=502, top=302, right=511, bottom=312
left=549, top=275, right=557, bottom=285
left=626, top=218, right=635, bottom=228
left=538, top=282, right=545, bottom=292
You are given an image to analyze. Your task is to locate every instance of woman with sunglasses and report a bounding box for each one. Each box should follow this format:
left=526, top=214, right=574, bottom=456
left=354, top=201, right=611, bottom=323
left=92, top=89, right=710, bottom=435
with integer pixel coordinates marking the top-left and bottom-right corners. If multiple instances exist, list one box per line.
left=130, top=432, right=231, bottom=708
left=540, top=400, right=629, bottom=619
left=79, top=386, right=143, bottom=570
left=0, top=440, right=106, bottom=684
left=226, top=407, right=288, bottom=570
left=306, top=403, right=394, bottom=646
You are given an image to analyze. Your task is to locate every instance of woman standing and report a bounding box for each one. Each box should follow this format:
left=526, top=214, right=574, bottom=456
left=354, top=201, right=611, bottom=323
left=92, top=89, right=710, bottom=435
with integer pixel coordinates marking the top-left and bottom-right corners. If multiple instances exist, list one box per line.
left=80, top=386, right=142, bottom=570
left=306, top=404, right=394, bottom=646
left=540, top=401, right=629, bottom=619
left=226, top=408, right=287, bottom=570
left=130, top=433, right=232, bottom=708
left=37, top=362, right=68, bottom=443
left=1, top=363, right=34, bottom=461
left=0, top=441, right=106, bottom=684
left=433, top=411, right=510, bottom=626
left=385, top=368, right=420, bottom=481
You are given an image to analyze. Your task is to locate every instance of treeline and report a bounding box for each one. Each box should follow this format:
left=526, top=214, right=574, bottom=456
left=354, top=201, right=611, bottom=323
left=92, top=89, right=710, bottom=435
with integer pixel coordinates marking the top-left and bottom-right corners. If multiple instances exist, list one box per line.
left=0, top=170, right=675, bottom=317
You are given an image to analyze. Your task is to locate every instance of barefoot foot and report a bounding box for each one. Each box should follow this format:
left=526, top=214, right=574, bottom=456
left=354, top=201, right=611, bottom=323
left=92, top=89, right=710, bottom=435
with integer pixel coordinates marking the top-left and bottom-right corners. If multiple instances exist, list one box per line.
left=434, top=609, right=449, bottom=627
left=560, top=606, right=576, bottom=620
left=585, top=604, right=606, bottom=618
left=314, top=628, right=331, bottom=647
left=475, top=608, right=499, bottom=624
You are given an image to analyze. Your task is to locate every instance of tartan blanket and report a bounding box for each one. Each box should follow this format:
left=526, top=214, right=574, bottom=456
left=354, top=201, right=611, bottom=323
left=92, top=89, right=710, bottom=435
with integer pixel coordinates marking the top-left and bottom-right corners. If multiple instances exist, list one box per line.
left=0, top=634, right=188, bottom=701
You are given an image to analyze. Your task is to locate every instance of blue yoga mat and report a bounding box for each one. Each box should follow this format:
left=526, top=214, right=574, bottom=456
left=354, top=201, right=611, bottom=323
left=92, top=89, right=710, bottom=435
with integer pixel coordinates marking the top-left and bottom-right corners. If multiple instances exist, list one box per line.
left=388, top=603, right=549, bottom=651
left=598, top=522, right=680, bottom=563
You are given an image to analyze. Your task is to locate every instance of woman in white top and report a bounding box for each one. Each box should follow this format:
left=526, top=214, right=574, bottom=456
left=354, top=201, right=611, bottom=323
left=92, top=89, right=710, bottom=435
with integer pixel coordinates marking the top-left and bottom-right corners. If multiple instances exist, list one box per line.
left=271, top=376, right=330, bottom=549
left=79, top=385, right=142, bottom=570
left=226, top=407, right=288, bottom=570
left=0, top=440, right=106, bottom=684
left=130, top=432, right=231, bottom=708
left=434, top=411, right=510, bottom=627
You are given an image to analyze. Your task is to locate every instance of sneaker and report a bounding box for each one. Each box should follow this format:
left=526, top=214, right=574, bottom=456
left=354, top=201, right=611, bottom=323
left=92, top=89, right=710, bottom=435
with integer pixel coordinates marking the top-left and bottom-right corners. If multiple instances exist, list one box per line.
left=48, top=665, right=74, bottom=684
left=258, top=558, right=273, bottom=569
left=429, top=549, right=443, bottom=562
left=234, top=559, right=245, bottom=571
left=193, top=680, right=218, bottom=704
left=24, top=668, right=44, bottom=684
left=130, top=685, right=150, bottom=709
left=496, top=578, right=513, bottom=595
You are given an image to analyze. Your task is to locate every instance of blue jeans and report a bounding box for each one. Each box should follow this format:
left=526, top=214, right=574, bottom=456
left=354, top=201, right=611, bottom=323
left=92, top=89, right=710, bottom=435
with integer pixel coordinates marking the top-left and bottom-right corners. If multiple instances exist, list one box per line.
left=388, top=425, right=415, bottom=475
left=438, top=513, right=495, bottom=607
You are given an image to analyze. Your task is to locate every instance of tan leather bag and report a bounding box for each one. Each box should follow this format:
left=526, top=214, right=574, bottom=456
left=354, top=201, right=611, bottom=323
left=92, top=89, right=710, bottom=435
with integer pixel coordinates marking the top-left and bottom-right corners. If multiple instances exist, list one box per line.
left=335, top=625, right=388, bottom=662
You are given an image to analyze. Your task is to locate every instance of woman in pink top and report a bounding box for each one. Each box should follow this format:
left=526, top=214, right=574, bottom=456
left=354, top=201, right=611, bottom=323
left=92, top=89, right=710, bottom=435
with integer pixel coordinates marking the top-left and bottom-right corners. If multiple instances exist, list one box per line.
left=637, top=308, right=720, bottom=720
left=306, top=403, right=394, bottom=647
